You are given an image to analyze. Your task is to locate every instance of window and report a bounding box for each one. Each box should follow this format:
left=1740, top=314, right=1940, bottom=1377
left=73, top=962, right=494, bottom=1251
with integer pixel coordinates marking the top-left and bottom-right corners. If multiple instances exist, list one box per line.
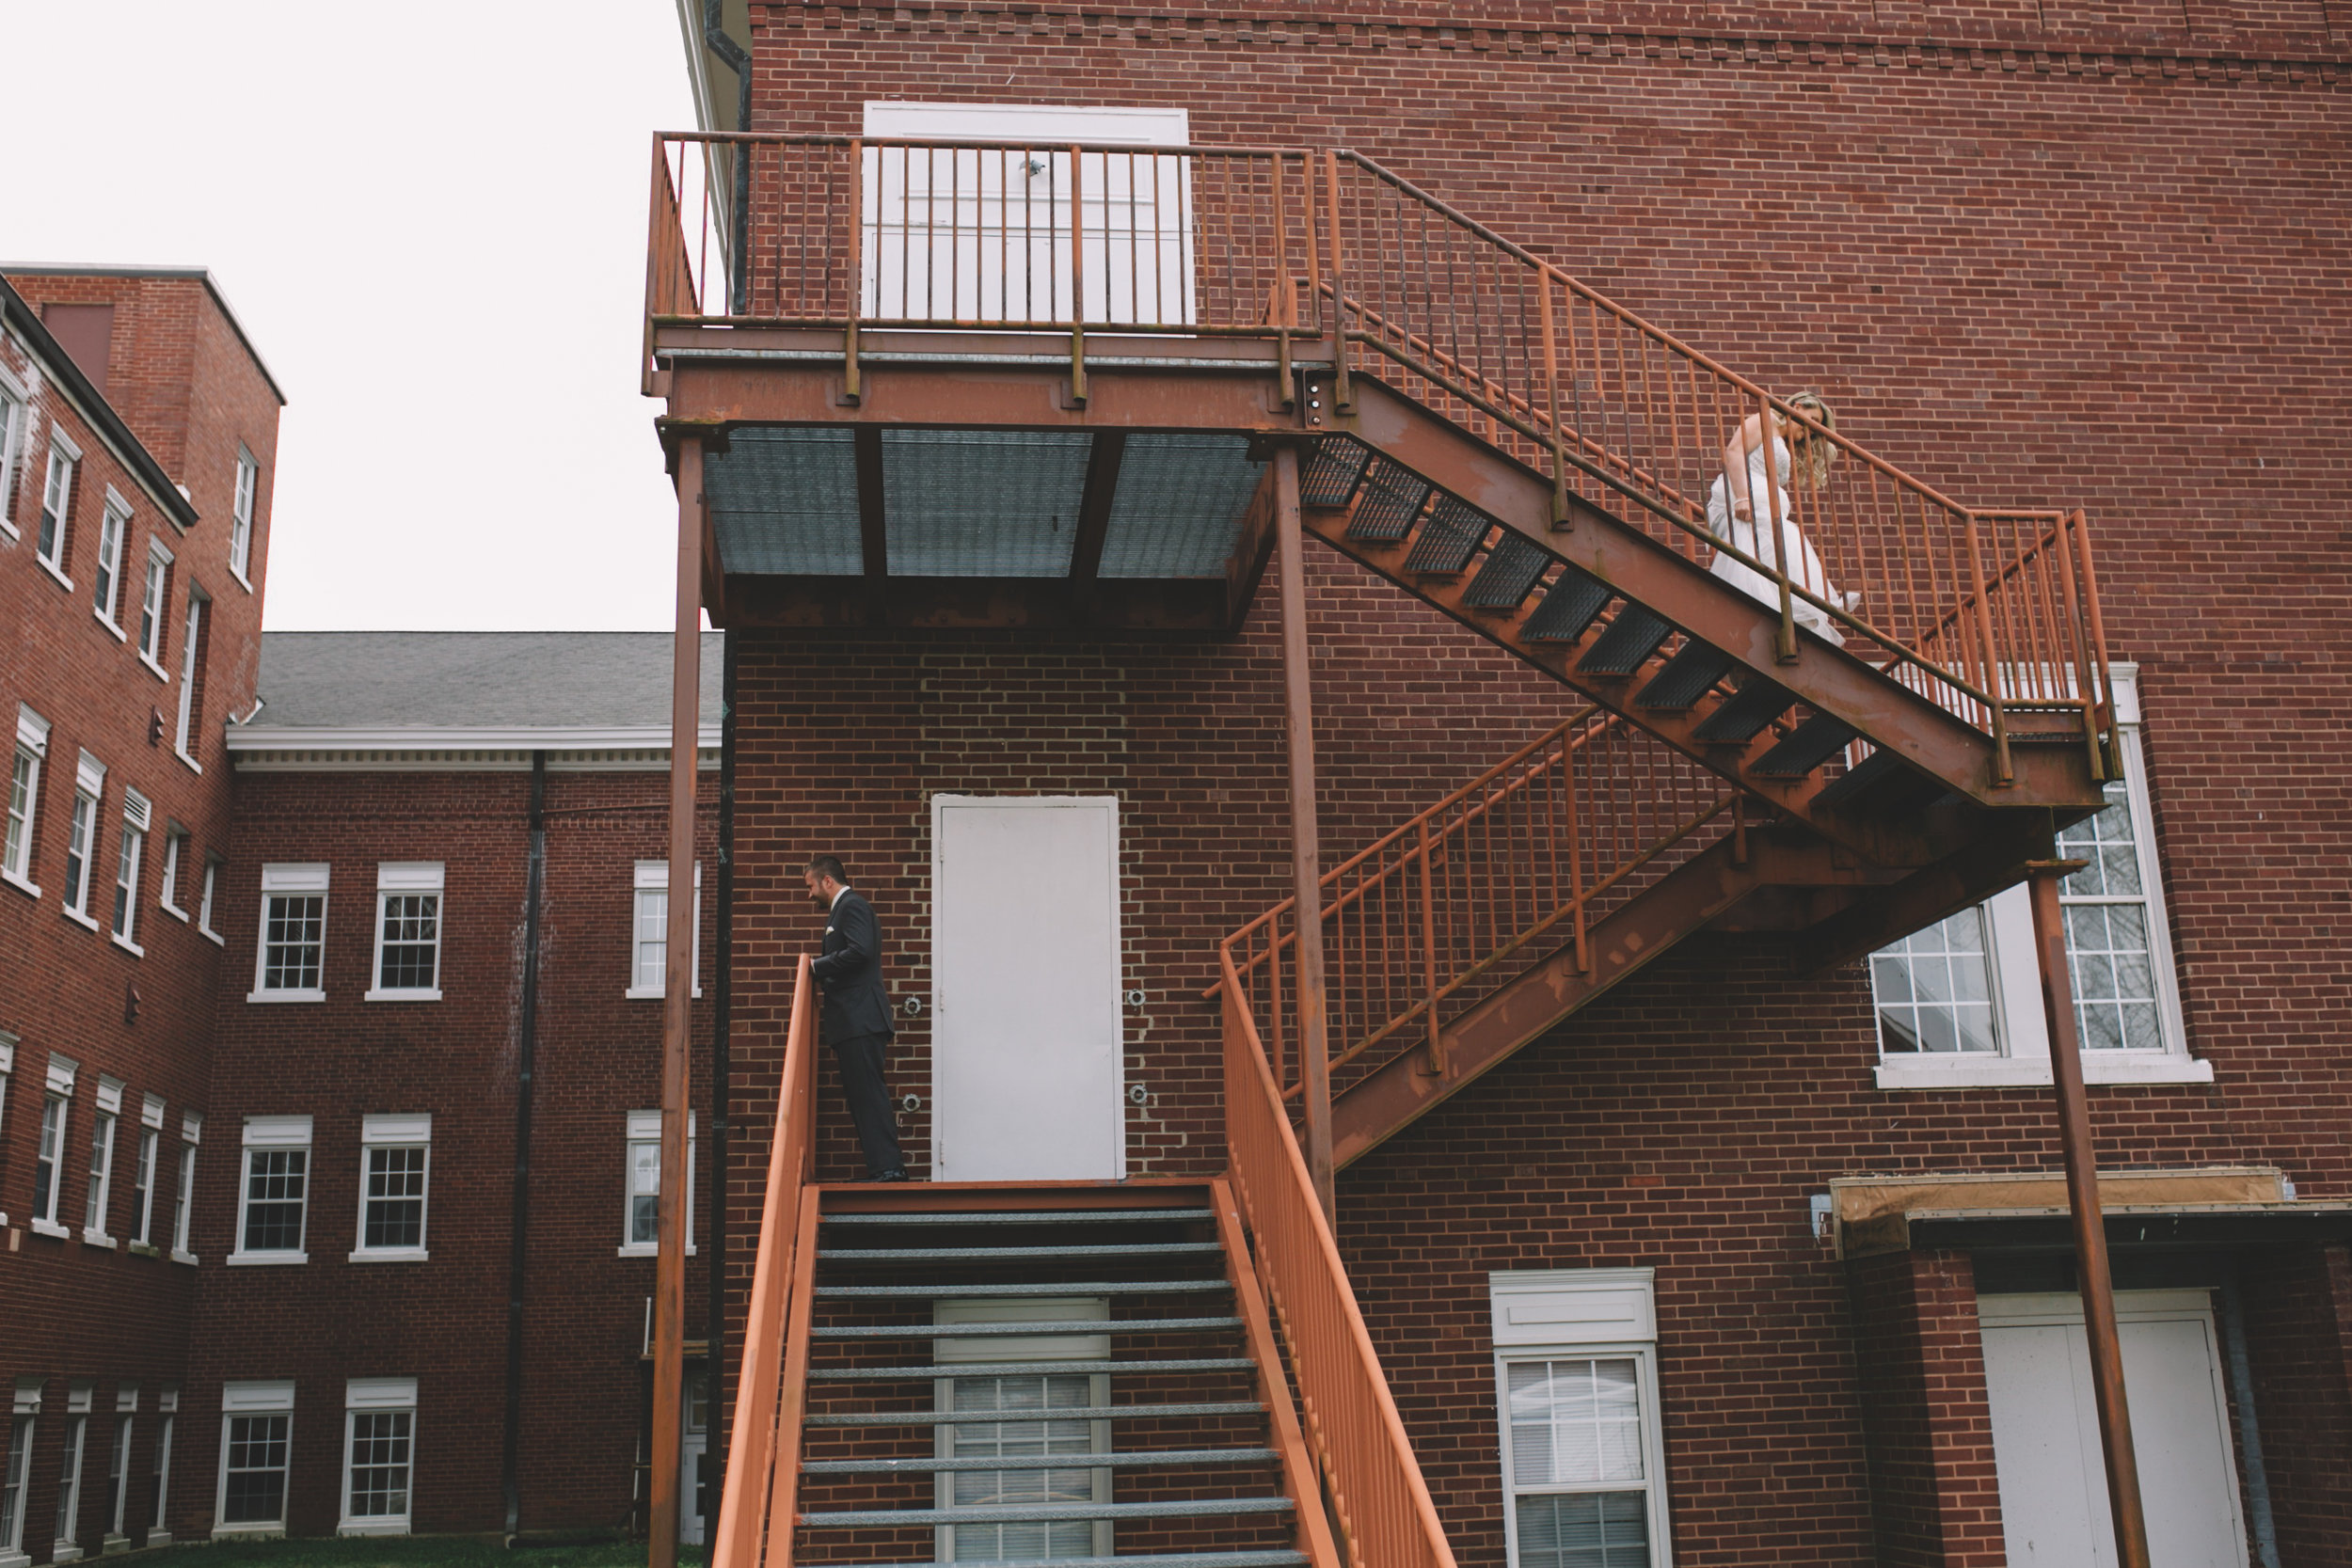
left=1869, top=666, right=2199, bottom=1089
left=933, top=1297, right=1112, bottom=1562
left=628, top=861, right=702, bottom=999
left=213, top=1382, right=292, bottom=1537
left=172, top=594, right=207, bottom=766
left=83, top=1079, right=122, bottom=1246
left=54, top=1383, right=90, bottom=1560
left=620, top=1110, right=694, bottom=1257
left=135, top=542, right=172, bottom=672
left=230, top=1116, right=310, bottom=1265
left=61, top=752, right=104, bottom=927
left=149, top=1388, right=177, bottom=1546
left=32, top=1055, right=74, bottom=1239
left=230, top=448, right=257, bottom=584
left=353, top=1115, right=430, bottom=1262
left=3, top=707, right=46, bottom=895
left=157, top=831, right=187, bottom=920
left=105, top=1392, right=135, bottom=1544
left=37, top=435, right=77, bottom=580
left=112, top=792, right=148, bottom=953
left=339, top=1380, right=415, bottom=1536
left=367, top=863, right=443, bottom=1001
left=249, top=863, right=328, bottom=1001
left=1491, top=1270, right=1671, bottom=1568
left=91, top=494, right=128, bottom=632
left=197, top=857, right=221, bottom=944
left=0, top=372, right=24, bottom=540
left=170, top=1114, right=201, bottom=1264
left=1, top=1381, right=35, bottom=1568
left=130, top=1095, right=165, bottom=1248
left=0, top=1034, right=10, bottom=1227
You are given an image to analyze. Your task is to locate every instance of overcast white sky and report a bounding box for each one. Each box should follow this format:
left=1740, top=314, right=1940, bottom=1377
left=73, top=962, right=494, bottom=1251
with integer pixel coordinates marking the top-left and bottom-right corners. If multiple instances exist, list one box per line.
left=5, top=3, right=698, bottom=629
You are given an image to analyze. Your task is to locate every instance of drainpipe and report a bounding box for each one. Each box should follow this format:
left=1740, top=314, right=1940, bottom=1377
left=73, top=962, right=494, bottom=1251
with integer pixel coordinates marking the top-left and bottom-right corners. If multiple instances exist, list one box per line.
left=707, top=629, right=736, bottom=1502
left=2217, top=1269, right=2281, bottom=1568
left=705, top=1, right=753, bottom=313
left=501, top=751, right=548, bottom=1542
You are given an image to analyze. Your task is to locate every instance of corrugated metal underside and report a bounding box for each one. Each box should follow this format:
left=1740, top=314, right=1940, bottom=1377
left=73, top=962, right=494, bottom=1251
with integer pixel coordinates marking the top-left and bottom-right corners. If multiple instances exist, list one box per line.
left=703, top=428, right=1262, bottom=580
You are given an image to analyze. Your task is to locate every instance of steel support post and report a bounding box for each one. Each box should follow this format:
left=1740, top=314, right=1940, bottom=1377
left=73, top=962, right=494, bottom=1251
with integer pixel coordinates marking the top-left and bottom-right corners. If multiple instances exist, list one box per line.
left=648, top=438, right=705, bottom=1568
left=1274, top=447, right=1335, bottom=1224
left=2027, top=861, right=2152, bottom=1568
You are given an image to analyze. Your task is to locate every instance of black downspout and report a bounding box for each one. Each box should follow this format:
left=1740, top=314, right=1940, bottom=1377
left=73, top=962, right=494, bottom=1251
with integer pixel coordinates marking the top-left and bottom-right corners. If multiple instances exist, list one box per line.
left=707, top=631, right=736, bottom=1503
left=501, top=752, right=548, bottom=1542
left=704, top=1, right=754, bottom=313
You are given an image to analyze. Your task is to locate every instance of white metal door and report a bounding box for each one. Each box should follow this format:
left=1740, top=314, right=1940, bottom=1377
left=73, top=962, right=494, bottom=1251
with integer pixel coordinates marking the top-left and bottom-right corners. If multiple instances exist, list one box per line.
left=1979, top=1291, right=2248, bottom=1568
left=930, top=795, right=1123, bottom=1181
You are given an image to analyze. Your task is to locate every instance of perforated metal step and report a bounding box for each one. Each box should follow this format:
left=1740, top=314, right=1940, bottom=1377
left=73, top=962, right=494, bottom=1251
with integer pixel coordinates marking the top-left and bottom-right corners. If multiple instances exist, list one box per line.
left=1404, top=494, right=1488, bottom=572
left=1343, top=456, right=1430, bottom=542
left=1521, top=568, right=1613, bottom=643
left=812, top=1316, right=1243, bottom=1339
left=818, top=1242, right=1226, bottom=1263
left=808, top=1356, right=1255, bottom=1382
left=802, top=1497, right=1295, bottom=1528
left=803, top=1447, right=1279, bottom=1476
left=803, top=1401, right=1266, bottom=1428
left=1298, top=436, right=1372, bottom=508
left=1464, top=534, right=1550, bottom=609
left=1752, top=713, right=1861, bottom=777
left=820, top=1208, right=1214, bottom=1227
left=1635, top=642, right=1735, bottom=709
left=1578, top=607, right=1674, bottom=675
left=1691, top=678, right=1794, bottom=743
left=818, top=1279, right=1232, bottom=1299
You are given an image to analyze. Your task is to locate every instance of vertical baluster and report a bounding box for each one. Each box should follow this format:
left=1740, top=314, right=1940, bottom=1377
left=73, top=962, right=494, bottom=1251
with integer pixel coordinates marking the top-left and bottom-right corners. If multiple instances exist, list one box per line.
left=1961, top=510, right=2014, bottom=785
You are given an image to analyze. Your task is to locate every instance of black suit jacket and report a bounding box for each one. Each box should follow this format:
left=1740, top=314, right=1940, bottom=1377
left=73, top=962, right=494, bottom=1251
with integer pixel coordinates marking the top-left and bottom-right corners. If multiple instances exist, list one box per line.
left=812, top=887, right=895, bottom=1044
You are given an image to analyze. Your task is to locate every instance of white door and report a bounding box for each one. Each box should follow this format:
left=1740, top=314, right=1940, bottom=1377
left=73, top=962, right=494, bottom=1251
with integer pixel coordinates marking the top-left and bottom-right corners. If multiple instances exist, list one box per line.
left=677, top=1371, right=709, bottom=1546
left=931, top=795, right=1123, bottom=1181
left=1979, top=1291, right=2248, bottom=1568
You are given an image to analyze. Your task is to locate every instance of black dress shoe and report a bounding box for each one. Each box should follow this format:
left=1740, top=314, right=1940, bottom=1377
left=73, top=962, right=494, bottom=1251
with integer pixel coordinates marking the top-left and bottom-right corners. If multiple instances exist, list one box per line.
left=872, top=1169, right=909, bottom=1182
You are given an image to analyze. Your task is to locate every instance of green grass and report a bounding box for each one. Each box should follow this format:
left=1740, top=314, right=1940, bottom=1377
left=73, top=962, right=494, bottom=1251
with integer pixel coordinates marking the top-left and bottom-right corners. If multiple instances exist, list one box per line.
left=145, top=1538, right=703, bottom=1568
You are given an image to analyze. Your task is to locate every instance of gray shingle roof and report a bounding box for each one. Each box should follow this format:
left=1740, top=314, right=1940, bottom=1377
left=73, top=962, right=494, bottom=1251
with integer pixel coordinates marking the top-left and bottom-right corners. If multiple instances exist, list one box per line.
left=243, top=631, right=725, bottom=736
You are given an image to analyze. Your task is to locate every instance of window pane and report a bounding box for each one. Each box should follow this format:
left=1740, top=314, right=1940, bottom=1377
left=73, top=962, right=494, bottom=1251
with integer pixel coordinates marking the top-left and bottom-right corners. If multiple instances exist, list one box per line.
left=2065, top=901, right=2162, bottom=1051
left=950, top=1373, right=1096, bottom=1560
left=636, top=889, right=668, bottom=990
left=263, top=895, right=325, bottom=990
left=1516, top=1491, right=1650, bottom=1568
left=364, top=1148, right=427, bottom=1249
left=1868, top=908, right=1998, bottom=1054
left=629, top=1140, right=660, bottom=1243
left=222, top=1416, right=288, bottom=1524
left=1508, top=1359, right=1644, bottom=1487
left=377, top=894, right=439, bottom=990
left=243, top=1149, right=308, bottom=1252
left=347, top=1412, right=411, bottom=1520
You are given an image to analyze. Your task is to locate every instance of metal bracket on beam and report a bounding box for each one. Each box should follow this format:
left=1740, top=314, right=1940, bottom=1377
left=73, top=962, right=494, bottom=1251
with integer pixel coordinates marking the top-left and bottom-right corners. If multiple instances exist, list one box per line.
left=656, top=417, right=732, bottom=475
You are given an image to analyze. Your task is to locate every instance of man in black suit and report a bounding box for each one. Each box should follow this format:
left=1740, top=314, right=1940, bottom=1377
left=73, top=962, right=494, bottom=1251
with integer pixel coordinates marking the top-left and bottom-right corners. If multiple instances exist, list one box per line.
left=805, top=855, right=908, bottom=1181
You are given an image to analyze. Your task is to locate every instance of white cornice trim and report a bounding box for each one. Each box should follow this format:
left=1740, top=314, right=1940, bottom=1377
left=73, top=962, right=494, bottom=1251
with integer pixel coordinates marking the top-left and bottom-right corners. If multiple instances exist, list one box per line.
left=226, top=724, right=722, bottom=752
left=232, top=745, right=720, bottom=775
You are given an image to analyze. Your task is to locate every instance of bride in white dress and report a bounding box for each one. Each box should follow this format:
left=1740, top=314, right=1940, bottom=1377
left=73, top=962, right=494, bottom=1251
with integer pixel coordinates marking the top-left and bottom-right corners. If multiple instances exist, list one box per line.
left=1704, top=390, right=1858, bottom=647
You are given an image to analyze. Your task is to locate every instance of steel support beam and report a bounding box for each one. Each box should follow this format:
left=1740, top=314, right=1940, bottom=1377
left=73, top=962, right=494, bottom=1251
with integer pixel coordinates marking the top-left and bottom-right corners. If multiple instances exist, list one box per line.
left=2028, top=862, right=2153, bottom=1568
left=648, top=438, right=705, bottom=1568
left=1067, top=432, right=1127, bottom=620
left=1274, top=447, right=1335, bottom=1223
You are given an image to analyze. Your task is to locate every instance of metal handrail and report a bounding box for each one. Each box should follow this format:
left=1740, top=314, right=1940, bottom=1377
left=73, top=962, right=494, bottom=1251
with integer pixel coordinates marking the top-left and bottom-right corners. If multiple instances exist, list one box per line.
left=709, top=955, right=818, bottom=1568
left=1221, top=949, right=1459, bottom=1568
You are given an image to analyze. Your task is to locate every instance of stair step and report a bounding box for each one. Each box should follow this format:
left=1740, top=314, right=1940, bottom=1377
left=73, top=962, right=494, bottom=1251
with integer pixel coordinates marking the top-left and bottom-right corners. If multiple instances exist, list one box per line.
left=805, top=1402, right=1266, bottom=1427
left=817, top=1242, right=1227, bottom=1263
left=802, top=1497, right=1295, bottom=1528
left=1521, top=567, right=1613, bottom=643
left=820, top=1208, right=1214, bottom=1227
left=1404, top=494, right=1488, bottom=572
left=1752, top=713, right=1862, bottom=777
left=1463, top=534, right=1550, bottom=610
left=837, top=1554, right=1305, bottom=1568
left=1342, top=456, right=1430, bottom=542
left=1812, top=746, right=1944, bottom=812
left=1691, top=678, right=1794, bottom=743
left=818, top=1280, right=1232, bottom=1299
left=810, top=1357, right=1254, bottom=1382
left=1635, top=642, right=1736, bottom=710
left=802, top=1447, right=1279, bottom=1476
left=1578, top=607, right=1674, bottom=675
left=1299, top=436, right=1372, bottom=508
left=813, top=1316, right=1243, bottom=1340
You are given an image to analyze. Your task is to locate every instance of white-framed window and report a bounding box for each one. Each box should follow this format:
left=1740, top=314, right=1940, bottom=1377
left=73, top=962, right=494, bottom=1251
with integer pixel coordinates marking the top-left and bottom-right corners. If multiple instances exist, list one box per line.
left=930, top=1296, right=1114, bottom=1562
left=213, top=1382, right=292, bottom=1538
left=620, top=1109, right=695, bottom=1258
left=0, top=1035, right=10, bottom=1230
left=135, top=540, right=172, bottom=673
left=90, top=492, right=129, bottom=634
left=172, top=592, right=207, bottom=768
left=230, top=1116, right=310, bottom=1265
left=0, top=369, right=25, bottom=542
left=104, top=1388, right=135, bottom=1544
left=3, top=706, right=47, bottom=896
left=54, top=1383, right=91, bottom=1561
left=1, top=1379, right=37, bottom=1568
left=229, top=447, right=258, bottom=585
left=157, top=830, right=188, bottom=920
left=366, top=863, right=443, bottom=1002
left=36, top=432, right=79, bottom=583
left=61, top=752, right=105, bottom=927
left=1491, top=1269, right=1673, bottom=1568
left=1870, top=665, right=2200, bottom=1089
left=197, top=857, right=222, bottom=944
left=111, top=791, right=149, bottom=954
left=628, top=860, right=702, bottom=999
left=83, top=1078, right=123, bottom=1247
left=338, top=1380, right=415, bottom=1536
left=170, top=1113, right=202, bottom=1265
left=249, top=863, right=328, bottom=1002
left=32, top=1054, right=76, bottom=1239
left=130, top=1095, right=165, bottom=1249
left=352, top=1115, right=430, bottom=1262
left=149, top=1388, right=177, bottom=1547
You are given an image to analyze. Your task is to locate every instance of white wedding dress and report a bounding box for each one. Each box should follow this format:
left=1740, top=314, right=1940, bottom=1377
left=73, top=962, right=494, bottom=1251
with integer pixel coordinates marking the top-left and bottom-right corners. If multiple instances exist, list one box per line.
left=1705, top=435, right=1846, bottom=647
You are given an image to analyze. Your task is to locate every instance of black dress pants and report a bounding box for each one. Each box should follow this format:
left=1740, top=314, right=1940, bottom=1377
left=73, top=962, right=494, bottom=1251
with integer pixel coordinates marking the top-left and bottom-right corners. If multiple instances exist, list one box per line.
left=831, top=1031, right=906, bottom=1178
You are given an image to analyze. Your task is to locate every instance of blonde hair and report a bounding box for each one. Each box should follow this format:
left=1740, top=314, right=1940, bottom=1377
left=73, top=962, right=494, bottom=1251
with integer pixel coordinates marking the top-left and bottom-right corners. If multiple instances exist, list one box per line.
left=1779, top=390, right=1839, bottom=489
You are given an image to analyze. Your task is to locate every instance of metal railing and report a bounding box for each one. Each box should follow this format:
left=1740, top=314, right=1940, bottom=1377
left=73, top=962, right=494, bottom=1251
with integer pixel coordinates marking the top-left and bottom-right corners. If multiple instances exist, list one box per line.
left=710, top=955, right=818, bottom=1568
left=1222, top=948, right=1459, bottom=1568
left=1220, top=711, right=1735, bottom=1104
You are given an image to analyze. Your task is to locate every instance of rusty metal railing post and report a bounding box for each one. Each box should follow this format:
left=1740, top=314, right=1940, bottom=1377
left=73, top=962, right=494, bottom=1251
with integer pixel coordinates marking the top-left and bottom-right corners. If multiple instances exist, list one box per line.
left=1068, top=143, right=1089, bottom=405
left=2026, top=862, right=2153, bottom=1568
left=1961, top=510, right=2015, bottom=785
left=2047, top=507, right=2107, bottom=784
left=1274, top=446, right=1335, bottom=1224
left=1416, top=816, right=1442, bottom=1076
left=1537, top=270, right=1570, bottom=529
left=843, top=139, right=864, bottom=405
left=1757, top=398, right=1797, bottom=664
left=2072, top=508, right=2118, bottom=773
left=1324, top=150, right=1352, bottom=411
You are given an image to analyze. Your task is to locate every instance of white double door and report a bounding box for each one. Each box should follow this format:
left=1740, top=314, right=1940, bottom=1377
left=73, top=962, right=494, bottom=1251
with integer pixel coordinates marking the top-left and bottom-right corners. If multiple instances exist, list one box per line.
left=930, top=795, right=1124, bottom=1182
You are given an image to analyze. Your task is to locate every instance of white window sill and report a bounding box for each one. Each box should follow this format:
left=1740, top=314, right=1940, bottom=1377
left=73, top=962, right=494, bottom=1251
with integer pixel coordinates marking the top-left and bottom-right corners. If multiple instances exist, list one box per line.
left=64, top=905, right=101, bottom=932
left=348, top=1247, right=429, bottom=1263
left=363, top=988, right=442, bottom=1004
left=625, top=986, right=704, bottom=1001
left=246, top=988, right=326, bottom=1004
left=226, top=1250, right=308, bottom=1266
left=170, top=1248, right=199, bottom=1266
left=0, top=515, right=15, bottom=541
left=230, top=564, right=254, bottom=594
left=83, top=1228, right=117, bottom=1249
left=37, top=554, right=74, bottom=592
left=161, top=899, right=188, bottom=923
left=95, top=610, right=128, bottom=643
left=138, top=652, right=170, bottom=684
left=127, top=1241, right=162, bottom=1259
left=31, top=1218, right=71, bottom=1240
left=53, top=1544, right=83, bottom=1563
left=337, top=1521, right=410, bottom=1538
left=103, top=1531, right=129, bottom=1556
left=174, top=748, right=202, bottom=776
left=0, top=1548, right=30, bottom=1568
left=198, top=922, right=223, bottom=947
left=110, top=932, right=144, bottom=958
left=1874, top=1053, right=2217, bottom=1090
left=144, top=1530, right=172, bottom=1550
left=617, top=1243, right=697, bottom=1259
left=0, top=867, right=38, bottom=900
left=209, top=1527, right=283, bottom=1541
